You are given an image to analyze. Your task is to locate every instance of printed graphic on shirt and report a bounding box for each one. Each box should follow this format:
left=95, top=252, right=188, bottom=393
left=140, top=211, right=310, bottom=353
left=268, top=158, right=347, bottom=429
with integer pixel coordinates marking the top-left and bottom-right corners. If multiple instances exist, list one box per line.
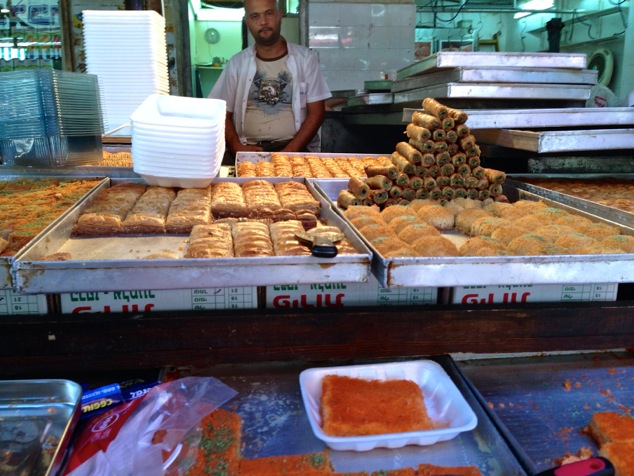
left=252, top=70, right=291, bottom=107
left=244, top=57, right=295, bottom=143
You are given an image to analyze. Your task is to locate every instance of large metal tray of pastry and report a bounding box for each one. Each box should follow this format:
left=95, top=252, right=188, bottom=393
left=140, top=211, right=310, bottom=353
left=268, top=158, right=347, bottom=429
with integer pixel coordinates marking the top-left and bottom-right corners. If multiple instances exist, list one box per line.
left=507, top=174, right=634, bottom=228
left=208, top=355, right=529, bottom=475
left=311, top=179, right=634, bottom=288
left=457, top=350, right=634, bottom=474
left=235, top=152, right=393, bottom=178
left=12, top=178, right=372, bottom=294
left=0, top=168, right=108, bottom=290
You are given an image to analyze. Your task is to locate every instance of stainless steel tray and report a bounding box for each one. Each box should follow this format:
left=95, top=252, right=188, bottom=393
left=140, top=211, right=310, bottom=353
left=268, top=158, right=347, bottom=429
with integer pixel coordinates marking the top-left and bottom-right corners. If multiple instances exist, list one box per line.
left=203, top=356, right=527, bottom=475
left=508, top=175, right=634, bottom=228
left=474, top=128, right=634, bottom=153
left=402, top=107, right=634, bottom=130
left=396, top=52, right=587, bottom=80
left=393, top=83, right=591, bottom=104
left=391, top=67, right=597, bottom=93
left=0, top=379, right=82, bottom=476
left=235, top=152, right=392, bottom=177
left=457, top=351, right=634, bottom=474
left=311, top=179, right=634, bottom=288
left=347, top=92, right=393, bottom=106
left=13, top=178, right=372, bottom=294
left=0, top=171, right=108, bottom=290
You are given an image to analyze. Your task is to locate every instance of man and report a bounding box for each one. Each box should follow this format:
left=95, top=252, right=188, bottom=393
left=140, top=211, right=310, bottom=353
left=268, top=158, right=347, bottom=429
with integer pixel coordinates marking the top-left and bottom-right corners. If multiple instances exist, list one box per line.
left=209, top=0, right=331, bottom=157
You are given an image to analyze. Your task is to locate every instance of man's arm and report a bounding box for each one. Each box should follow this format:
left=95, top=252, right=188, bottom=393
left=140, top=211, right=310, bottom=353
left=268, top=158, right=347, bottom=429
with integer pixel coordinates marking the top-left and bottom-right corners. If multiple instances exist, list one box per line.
left=281, top=99, right=325, bottom=152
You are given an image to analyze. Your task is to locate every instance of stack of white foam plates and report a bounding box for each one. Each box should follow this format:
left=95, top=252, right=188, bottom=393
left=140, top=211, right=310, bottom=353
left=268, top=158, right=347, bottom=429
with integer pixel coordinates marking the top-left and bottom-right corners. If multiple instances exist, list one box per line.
left=131, top=94, right=226, bottom=188
left=83, top=10, right=169, bottom=135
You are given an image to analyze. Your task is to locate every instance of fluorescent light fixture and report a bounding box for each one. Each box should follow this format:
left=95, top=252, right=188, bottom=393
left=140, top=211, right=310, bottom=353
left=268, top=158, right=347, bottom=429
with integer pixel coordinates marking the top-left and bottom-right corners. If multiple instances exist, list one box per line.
left=514, top=0, right=554, bottom=19
left=197, top=7, right=244, bottom=22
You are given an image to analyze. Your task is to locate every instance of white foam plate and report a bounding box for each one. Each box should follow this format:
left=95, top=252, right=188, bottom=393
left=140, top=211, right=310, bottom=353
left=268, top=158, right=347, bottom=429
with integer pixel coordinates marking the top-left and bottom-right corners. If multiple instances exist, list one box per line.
left=299, top=359, right=478, bottom=452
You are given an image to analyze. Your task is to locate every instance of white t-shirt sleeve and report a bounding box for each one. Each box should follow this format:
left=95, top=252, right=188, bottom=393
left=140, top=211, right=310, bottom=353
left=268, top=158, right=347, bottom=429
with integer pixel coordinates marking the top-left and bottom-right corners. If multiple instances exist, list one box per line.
left=303, top=51, right=331, bottom=104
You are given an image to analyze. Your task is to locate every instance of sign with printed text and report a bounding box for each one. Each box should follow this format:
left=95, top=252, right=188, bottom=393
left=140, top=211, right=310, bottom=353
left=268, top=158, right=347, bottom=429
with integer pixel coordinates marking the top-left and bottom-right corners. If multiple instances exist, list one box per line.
left=266, top=274, right=438, bottom=309
left=452, top=283, right=618, bottom=305
left=60, top=287, right=258, bottom=314
left=0, top=289, right=48, bottom=315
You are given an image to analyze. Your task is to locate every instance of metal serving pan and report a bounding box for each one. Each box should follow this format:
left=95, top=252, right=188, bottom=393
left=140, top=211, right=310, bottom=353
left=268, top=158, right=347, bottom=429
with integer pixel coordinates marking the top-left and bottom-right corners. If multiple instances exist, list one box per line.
left=0, top=379, right=82, bottom=476
left=0, top=169, right=108, bottom=290
left=396, top=52, right=587, bottom=80
left=401, top=107, right=634, bottom=130
left=391, top=67, right=597, bottom=93
left=508, top=174, right=634, bottom=228
left=235, top=152, right=393, bottom=178
left=13, top=178, right=372, bottom=294
left=474, top=128, right=634, bottom=153
left=205, top=355, right=528, bottom=475
left=311, top=179, right=634, bottom=288
left=457, top=350, right=634, bottom=474
left=393, top=83, right=591, bottom=105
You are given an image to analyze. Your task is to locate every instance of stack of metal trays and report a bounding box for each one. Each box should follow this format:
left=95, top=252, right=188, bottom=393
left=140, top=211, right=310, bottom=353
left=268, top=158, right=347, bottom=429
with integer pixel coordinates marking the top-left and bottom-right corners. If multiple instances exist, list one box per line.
left=311, top=179, right=634, bottom=288
left=392, top=52, right=593, bottom=108
left=401, top=107, right=634, bottom=155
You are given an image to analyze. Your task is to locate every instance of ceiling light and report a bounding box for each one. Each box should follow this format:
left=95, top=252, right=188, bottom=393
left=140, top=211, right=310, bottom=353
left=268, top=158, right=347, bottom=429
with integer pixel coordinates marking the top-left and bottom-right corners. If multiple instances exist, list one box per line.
left=514, top=0, right=554, bottom=19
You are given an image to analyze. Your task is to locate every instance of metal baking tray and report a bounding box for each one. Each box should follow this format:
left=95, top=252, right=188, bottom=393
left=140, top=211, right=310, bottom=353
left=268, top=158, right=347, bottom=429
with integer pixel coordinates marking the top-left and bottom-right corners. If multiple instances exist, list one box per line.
left=457, top=350, right=634, bottom=474
left=396, top=52, right=587, bottom=80
left=12, top=178, right=372, bottom=294
left=474, top=128, right=634, bottom=153
left=235, top=152, right=393, bottom=177
left=0, top=169, right=108, bottom=290
left=402, top=107, right=634, bottom=130
left=391, top=67, right=597, bottom=93
left=394, top=83, right=591, bottom=104
left=508, top=175, right=634, bottom=228
left=0, top=379, right=82, bottom=476
left=347, top=92, right=394, bottom=106
left=204, top=355, right=528, bottom=474
left=311, top=179, right=634, bottom=288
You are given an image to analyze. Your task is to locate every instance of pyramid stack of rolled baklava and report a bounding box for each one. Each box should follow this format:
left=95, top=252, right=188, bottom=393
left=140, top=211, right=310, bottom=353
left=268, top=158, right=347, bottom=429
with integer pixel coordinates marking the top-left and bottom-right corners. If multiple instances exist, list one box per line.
left=337, top=98, right=508, bottom=210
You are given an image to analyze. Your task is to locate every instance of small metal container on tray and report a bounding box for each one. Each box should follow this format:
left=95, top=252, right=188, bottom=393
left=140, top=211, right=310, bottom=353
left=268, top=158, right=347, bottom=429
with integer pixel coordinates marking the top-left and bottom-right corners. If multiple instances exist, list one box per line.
left=13, top=178, right=372, bottom=294
left=0, top=379, right=82, bottom=476
left=311, top=179, right=634, bottom=288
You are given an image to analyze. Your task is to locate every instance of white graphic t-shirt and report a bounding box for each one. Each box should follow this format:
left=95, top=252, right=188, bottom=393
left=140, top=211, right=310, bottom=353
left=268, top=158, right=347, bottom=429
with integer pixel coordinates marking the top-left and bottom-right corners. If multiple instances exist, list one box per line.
left=243, top=55, right=295, bottom=143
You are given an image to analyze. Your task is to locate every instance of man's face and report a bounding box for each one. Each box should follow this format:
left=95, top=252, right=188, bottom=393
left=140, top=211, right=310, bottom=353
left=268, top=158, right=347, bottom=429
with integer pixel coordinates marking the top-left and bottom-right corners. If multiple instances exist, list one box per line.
left=244, top=0, right=283, bottom=47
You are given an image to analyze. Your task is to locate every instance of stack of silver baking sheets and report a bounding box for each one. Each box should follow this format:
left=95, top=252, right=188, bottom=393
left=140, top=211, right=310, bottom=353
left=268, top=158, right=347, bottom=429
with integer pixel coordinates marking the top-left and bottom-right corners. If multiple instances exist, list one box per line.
left=401, top=107, right=634, bottom=154
left=392, top=52, right=593, bottom=107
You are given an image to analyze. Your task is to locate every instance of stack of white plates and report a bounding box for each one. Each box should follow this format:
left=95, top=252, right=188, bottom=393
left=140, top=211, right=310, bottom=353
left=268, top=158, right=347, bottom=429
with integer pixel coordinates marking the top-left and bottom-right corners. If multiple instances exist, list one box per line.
left=131, top=94, right=226, bottom=188
left=82, top=10, right=169, bottom=135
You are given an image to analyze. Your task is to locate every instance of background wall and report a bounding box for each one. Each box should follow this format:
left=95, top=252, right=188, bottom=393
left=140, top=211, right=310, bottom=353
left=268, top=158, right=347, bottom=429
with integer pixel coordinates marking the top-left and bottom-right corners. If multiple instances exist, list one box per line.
left=308, top=0, right=416, bottom=92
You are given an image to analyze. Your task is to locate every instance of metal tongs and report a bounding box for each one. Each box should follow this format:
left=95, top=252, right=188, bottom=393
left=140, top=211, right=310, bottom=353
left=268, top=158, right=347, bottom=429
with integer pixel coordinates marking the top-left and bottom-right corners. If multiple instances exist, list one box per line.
left=295, top=229, right=344, bottom=258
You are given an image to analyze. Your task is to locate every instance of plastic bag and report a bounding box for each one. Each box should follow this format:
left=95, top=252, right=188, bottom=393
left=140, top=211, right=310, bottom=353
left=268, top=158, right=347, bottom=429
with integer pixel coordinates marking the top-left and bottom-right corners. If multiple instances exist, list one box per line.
left=63, top=376, right=238, bottom=476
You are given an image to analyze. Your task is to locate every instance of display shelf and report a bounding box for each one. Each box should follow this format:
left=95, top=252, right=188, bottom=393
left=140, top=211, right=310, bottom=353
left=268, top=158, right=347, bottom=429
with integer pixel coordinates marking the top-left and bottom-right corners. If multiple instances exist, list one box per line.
left=1, top=299, right=633, bottom=376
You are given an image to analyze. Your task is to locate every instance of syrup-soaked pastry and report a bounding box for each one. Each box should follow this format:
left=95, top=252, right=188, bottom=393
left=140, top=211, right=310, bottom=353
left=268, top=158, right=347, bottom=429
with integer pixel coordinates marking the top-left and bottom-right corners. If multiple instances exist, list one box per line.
left=231, top=221, right=275, bottom=257
left=210, top=182, right=248, bottom=218
left=184, top=223, right=233, bottom=258
left=242, top=180, right=281, bottom=216
left=165, top=186, right=212, bottom=234
left=269, top=220, right=311, bottom=256
left=274, top=181, right=321, bottom=215
left=73, top=182, right=146, bottom=235
left=121, top=186, right=176, bottom=234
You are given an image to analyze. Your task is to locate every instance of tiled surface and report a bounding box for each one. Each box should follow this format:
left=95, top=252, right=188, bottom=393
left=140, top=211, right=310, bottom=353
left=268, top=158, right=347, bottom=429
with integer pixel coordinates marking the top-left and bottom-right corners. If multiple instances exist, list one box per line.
left=309, top=2, right=415, bottom=91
